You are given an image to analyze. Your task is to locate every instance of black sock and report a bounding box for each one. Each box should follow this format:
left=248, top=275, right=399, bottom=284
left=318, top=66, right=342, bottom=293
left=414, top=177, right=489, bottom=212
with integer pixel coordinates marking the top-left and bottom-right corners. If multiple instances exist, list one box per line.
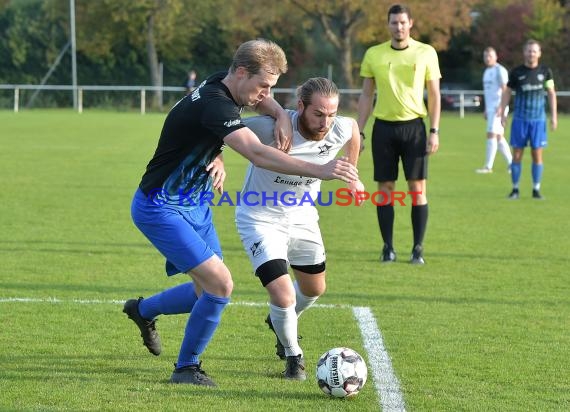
left=376, top=205, right=394, bottom=248
left=411, top=204, right=428, bottom=247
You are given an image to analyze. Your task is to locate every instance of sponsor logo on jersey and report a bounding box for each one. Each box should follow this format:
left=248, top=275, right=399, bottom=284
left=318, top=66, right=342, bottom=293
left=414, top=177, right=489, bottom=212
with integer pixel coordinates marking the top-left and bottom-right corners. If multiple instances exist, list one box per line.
left=224, top=119, right=242, bottom=128
left=521, top=83, right=543, bottom=92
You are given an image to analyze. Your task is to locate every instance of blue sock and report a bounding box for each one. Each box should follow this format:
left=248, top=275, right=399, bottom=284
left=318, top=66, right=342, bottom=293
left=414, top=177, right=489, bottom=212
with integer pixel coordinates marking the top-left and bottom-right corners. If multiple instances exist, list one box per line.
left=531, top=163, right=543, bottom=188
left=511, top=162, right=522, bottom=187
left=176, top=292, right=230, bottom=368
left=139, top=282, right=198, bottom=320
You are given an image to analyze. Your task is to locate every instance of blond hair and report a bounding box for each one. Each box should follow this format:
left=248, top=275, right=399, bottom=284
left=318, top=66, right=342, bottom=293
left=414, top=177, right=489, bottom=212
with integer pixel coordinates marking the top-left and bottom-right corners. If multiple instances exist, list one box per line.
left=230, top=39, right=288, bottom=76
left=524, top=39, right=541, bottom=51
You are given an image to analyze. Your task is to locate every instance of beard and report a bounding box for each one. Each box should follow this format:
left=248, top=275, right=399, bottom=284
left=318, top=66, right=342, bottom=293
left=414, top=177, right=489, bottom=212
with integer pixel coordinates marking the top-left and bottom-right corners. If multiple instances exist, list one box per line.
left=298, top=112, right=328, bottom=141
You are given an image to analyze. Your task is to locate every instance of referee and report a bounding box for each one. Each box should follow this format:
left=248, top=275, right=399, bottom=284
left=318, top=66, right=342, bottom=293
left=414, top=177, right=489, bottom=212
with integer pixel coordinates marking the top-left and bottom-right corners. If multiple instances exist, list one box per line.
left=357, top=4, right=441, bottom=264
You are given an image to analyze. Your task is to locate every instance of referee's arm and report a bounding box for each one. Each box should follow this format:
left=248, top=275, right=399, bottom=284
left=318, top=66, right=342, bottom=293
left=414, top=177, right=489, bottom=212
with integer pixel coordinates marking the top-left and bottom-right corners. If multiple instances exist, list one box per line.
left=357, top=78, right=375, bottom=136
left=426, top=78, right=441, bottom=154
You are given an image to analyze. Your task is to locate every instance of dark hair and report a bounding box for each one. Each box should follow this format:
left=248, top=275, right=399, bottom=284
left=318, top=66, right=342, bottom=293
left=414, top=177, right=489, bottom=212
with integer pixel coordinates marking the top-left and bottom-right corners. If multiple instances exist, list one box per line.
left=387, top=4, right=412, bottom=22
left=296, top=77, right=339, bottom=107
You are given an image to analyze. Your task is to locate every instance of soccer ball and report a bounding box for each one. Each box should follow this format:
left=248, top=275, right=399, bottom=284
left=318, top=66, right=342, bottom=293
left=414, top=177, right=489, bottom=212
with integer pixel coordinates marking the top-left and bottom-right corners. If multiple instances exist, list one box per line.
left=316, top=347, right=367, bottom=398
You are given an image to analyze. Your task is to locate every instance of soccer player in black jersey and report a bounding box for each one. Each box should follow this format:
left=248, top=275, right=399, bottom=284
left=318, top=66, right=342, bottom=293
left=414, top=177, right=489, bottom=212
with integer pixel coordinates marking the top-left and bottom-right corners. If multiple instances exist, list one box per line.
left=124, top=39, right=358, bottom=386
left=498, top=39, right=558, bottom=200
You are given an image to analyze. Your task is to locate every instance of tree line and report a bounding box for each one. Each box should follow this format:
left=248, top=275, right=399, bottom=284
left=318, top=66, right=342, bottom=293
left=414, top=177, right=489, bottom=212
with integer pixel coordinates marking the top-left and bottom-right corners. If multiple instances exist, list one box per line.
left=0, top=0, right=568, bottom=109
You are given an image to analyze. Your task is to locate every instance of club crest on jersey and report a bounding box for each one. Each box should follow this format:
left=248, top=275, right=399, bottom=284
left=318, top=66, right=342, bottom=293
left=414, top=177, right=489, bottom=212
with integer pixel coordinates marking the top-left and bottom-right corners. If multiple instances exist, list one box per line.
left=250, top=241, right=263, bottom=257
left=537, top=74, right=544, bottom=82
left=318, top=143, right=332, bottom=157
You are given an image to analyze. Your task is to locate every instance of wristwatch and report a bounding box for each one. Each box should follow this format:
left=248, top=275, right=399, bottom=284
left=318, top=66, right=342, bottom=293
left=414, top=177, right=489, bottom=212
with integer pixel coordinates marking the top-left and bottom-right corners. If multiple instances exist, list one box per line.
left=429, top=128, right=439, bottom=134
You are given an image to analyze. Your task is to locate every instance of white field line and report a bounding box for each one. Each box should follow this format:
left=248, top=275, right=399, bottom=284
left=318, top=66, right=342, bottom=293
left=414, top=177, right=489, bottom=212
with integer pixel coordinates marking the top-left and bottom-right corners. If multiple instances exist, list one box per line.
left=1, top=297, right=405, bottom=410
left=353, top=306, right=406, bottom=412
left=0, top=297, right=351, bottom=309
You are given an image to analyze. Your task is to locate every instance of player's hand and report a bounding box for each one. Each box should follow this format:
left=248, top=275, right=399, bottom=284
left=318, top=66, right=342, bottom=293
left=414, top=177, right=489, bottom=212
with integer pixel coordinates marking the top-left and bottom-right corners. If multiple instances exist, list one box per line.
left=206, top=156, right=226, bottom=194
left=320, top=156, right=359, bottom=183
left=348, top=180, right=366, bottom=206
left=274, top=112, right=293, bottom=152
left=551, top=118, right=558, bottom=131
left=427, top=133, right=439, bottom=154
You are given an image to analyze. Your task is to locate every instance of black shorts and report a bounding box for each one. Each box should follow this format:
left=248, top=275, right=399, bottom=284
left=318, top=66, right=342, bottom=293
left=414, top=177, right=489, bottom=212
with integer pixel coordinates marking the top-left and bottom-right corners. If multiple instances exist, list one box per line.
left=371, top=118, right=428, bottom=182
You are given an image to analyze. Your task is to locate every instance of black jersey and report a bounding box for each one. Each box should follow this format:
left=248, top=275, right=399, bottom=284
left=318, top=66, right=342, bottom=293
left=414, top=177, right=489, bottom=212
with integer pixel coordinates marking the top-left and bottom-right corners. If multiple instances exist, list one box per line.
left=507, top=64, right=554, bottom=121
left=139, top=72, right=245, bottom=207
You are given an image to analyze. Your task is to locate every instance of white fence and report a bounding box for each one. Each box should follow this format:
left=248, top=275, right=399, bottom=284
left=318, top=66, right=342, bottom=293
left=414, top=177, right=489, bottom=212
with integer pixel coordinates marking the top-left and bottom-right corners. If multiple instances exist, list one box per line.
left=0, top=84, right=186, bottom=114
left=1, top=84, right=568, bottom=117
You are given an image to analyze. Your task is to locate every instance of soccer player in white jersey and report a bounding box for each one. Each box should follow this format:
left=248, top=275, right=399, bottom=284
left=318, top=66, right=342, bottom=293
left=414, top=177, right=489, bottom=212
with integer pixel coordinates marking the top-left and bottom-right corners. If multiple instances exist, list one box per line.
left=235, top=78, right=364, bottom=380
left=476, top=47, right=513, bottom=173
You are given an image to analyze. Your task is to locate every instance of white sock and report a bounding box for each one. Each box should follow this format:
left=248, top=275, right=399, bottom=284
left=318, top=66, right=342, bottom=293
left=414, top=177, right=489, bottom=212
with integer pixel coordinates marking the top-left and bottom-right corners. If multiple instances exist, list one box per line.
left=294, top=281, right=319, bottom=317
left=497, top=137, right=512, bottom=165
left=485, top=138, right=498, bottom=169
left=269, top=303, right=302, bottom=357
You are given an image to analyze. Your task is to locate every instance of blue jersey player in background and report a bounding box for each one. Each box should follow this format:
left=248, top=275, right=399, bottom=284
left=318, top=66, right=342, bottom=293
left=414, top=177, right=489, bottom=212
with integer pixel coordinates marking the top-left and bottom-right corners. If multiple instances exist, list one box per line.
left=498, top=39, right=558, bottom=200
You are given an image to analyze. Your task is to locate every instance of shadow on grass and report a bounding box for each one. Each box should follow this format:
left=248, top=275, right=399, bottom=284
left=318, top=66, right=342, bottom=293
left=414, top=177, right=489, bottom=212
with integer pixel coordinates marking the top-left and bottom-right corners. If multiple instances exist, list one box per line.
left=346, top=247, right=567, bottom=264
left=0, top=354, right=329, bottom=402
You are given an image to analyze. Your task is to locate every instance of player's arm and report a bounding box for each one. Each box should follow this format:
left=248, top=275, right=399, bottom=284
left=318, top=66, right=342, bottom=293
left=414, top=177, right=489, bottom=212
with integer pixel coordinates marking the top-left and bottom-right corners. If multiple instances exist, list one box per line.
left=499, top=67, right=509, bottom=112
left=254, top=95, right=292, bottom=152
left=357, top=77, right=375, bottom=149
left=342, top=119, right=365, bottom=204
left=224, top=128, right=358, bottom=183
left=342, top=119, right=361, bottom=167
left=499, top=83, right=508, bottom=115
left=546, top=82, right=557, bottom=131
left=498, top=87, right=512, bottom=126
left=426, top=78, right=441, bottom=154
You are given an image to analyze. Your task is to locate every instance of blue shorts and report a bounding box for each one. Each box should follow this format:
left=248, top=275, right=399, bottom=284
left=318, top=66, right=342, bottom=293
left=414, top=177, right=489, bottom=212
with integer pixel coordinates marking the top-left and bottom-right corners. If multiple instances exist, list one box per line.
left=510, top=118, right=547, bottom=149
left=131, top=189, right=222, bottom=276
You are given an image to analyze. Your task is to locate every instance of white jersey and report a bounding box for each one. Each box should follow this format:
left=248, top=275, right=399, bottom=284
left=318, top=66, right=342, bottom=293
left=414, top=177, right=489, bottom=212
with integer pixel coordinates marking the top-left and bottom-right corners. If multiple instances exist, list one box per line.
left=483, top=63, right=508, bottom=112
left=235, top=110, right=353, bottom=220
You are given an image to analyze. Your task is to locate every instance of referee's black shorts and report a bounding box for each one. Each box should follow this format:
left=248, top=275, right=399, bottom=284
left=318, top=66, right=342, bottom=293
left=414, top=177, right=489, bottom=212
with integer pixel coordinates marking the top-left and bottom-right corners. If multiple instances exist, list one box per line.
left=371, top=117, right=428, bottom=182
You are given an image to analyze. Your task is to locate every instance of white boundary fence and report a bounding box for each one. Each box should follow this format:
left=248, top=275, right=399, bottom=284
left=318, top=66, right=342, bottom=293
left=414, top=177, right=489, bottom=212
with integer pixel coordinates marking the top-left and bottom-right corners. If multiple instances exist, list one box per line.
left=1, top=84, right=568, bottom=117
left=0, top=84, right=186, bottom=114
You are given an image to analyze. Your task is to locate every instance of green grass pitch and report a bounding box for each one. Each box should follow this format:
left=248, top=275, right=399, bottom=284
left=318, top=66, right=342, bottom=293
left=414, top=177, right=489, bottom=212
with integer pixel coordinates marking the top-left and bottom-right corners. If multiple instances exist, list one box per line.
left=0, top=109, right=568, bottom=411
